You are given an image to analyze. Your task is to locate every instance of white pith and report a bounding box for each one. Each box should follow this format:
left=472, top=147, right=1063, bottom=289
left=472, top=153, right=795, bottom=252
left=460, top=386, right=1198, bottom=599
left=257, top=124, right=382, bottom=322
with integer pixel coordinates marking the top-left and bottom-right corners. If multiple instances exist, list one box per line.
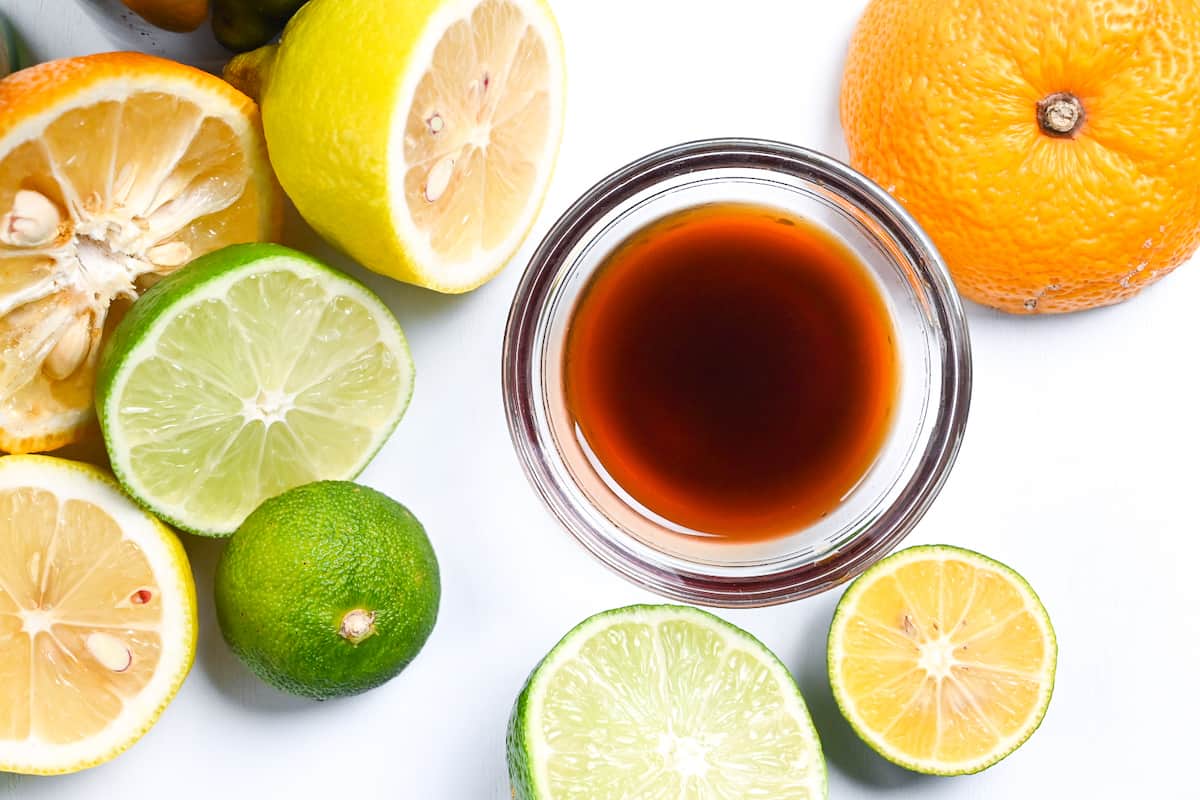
left=387, top=0, right=565, bottom=286
left=828, top=547, right=1057, bottom=774
left=0, top=73, right=268, bottom=443
left=104, top=257, right=413, bottom=534
left=0, top=457, right=194, bottom=774
left=524, top=606, right=827, bottom=798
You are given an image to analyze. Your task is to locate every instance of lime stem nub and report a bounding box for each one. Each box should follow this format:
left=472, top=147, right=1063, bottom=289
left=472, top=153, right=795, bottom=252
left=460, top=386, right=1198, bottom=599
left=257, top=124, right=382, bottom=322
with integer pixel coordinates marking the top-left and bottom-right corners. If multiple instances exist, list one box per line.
left=339, top=609, right=377, bottom=645
left=1037, top=92, right=1085, bottom=138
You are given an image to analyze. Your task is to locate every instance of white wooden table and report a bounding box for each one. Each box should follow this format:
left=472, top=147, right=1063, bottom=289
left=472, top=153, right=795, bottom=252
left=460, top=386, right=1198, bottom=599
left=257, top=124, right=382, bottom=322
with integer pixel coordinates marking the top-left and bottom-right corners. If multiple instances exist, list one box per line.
left=2, top=1, right=1197, bottom=797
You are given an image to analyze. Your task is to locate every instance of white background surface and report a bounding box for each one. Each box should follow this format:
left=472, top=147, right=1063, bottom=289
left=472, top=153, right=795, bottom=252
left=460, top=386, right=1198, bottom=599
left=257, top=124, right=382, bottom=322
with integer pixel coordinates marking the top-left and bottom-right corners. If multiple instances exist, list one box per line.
left=2, top=1, right=1199, bottom=797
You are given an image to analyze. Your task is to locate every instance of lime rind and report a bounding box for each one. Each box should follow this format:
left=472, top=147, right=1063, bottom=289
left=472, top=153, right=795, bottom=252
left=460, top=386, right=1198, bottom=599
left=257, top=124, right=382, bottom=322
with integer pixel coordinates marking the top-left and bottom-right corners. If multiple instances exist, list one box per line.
left=827, top=544, right=1057, bottom=776
left=96, top=243, right=414, bottom=537
left=508, top=604, right=828, bottom=800
left=214, top=480, right=440, bottom=700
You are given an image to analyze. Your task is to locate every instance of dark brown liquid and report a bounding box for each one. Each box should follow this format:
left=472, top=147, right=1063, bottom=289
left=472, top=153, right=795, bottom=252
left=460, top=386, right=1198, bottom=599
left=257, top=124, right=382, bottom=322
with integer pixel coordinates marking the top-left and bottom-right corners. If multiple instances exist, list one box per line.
left=564, top=203, right=899, bottom=541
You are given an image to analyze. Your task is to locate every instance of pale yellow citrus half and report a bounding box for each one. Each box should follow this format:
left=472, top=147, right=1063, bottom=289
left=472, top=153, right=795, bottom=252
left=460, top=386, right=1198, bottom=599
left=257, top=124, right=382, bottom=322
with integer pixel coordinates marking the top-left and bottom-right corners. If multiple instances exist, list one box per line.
left=828, top=545, right=1057, bottom=775
left=229, top=0, right=565, bottom=293
left=0, top=455, right=197, bottom=775
left=0, top=53, right=281, bottom=454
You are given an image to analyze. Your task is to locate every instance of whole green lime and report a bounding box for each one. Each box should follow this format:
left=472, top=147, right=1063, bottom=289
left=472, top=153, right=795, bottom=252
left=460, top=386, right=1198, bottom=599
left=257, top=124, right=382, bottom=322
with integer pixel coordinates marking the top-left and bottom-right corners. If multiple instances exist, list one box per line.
left=215, top=481, right=439, bottom=700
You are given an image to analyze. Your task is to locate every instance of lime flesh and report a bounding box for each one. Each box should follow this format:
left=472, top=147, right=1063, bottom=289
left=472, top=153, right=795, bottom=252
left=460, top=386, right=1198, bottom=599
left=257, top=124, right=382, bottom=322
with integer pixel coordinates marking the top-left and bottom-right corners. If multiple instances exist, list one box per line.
left=96, top=243, right=413, bottom=536
left=508, top=605, right=827, bottom=799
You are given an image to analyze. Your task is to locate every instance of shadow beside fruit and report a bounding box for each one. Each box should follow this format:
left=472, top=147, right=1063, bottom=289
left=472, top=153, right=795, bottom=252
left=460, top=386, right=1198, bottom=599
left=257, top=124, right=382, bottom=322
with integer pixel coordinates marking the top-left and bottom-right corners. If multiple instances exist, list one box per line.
left=279, top=201, right=489, bottom=332
left=0, top=769, right=93, bottom=797
left=182, top=536, right=313, bottom=713
left=790, top=593, right=934, bottom=791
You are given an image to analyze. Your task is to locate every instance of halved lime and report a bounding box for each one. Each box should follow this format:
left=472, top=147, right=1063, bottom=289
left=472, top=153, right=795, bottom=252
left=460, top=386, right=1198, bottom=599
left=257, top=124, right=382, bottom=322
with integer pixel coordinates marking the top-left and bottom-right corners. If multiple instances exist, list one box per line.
left=827, top=545, right=1057, bottom=775
left=96, top=243, right=413, bottom=537
left=507, top=605, right=827, bottom=799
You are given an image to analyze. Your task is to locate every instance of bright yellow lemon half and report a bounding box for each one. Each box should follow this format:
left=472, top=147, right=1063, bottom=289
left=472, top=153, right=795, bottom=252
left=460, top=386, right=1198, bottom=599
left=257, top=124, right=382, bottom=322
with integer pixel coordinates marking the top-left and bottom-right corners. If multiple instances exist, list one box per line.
left=0, top=455, right=197, bottom=775
left=230, top=0, right=565, bottom=293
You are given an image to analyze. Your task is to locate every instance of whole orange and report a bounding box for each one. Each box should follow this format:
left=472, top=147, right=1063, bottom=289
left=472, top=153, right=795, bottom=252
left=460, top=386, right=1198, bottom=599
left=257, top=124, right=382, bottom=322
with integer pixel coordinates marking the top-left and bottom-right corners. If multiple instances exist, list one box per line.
left=841, top=0, right=1200, bottom=314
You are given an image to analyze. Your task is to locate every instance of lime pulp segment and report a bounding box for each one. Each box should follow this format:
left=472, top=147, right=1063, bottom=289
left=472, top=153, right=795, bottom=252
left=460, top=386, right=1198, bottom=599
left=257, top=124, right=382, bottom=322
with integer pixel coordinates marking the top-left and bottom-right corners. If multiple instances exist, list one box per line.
left=100, top=246, right=413, bottom=536
left=509, top=605, right=826, bottom=799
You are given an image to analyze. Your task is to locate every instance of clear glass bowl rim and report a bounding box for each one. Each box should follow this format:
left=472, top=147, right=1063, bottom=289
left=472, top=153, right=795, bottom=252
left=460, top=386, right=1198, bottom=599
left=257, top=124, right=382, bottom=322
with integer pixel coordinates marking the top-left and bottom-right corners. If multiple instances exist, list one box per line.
left=502, top=137, right=973, bottom=607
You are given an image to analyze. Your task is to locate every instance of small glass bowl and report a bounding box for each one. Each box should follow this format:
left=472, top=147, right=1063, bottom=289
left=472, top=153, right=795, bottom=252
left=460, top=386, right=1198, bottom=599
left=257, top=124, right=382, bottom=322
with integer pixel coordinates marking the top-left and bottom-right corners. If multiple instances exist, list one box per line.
left=502, top=138, right=971, bottom=607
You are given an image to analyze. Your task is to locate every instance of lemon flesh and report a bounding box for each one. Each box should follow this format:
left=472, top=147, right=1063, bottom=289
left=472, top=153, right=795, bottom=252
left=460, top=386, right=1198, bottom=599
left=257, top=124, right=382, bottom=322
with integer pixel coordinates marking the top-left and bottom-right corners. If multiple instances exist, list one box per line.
left=828, top=545, right=1057, bottom=775
left=97, top=243, right=413, bottom=537
left=253, top=0, right=564, bottom=292
left=0, top=53, right=279, bottom=454
left=508, top=605, right=827, bottom=799
left=0, top=455, right=197, bottom=775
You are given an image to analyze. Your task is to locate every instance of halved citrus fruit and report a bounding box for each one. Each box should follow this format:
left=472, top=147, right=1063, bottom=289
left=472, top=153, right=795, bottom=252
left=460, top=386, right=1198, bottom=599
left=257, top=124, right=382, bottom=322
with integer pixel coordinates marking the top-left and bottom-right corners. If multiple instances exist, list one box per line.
left=0, top=454, right=197, bottom=775
left=97, top=244, right=414, bottom=537
left=508, top=605, right=827, bottom=799
left=227, top=0, right=565, bottom=293
left=0, top=52, right=281, bottom=454
left=828, top=545, right=1057, bottom=775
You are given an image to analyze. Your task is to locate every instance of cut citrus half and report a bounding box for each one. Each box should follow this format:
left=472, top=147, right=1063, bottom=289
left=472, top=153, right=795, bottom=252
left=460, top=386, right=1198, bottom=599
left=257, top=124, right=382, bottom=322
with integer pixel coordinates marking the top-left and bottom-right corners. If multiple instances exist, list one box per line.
left=96, top=243, right=414, bottom=537
left=828, top=545, right=1057, bottom=775
left=0, top=52, right=281, bottom=454
left=0, top=454, right=197, bottom=775
left=508, top=605, right=827, bottom=799
left=227, top=0, right=565, bottom=292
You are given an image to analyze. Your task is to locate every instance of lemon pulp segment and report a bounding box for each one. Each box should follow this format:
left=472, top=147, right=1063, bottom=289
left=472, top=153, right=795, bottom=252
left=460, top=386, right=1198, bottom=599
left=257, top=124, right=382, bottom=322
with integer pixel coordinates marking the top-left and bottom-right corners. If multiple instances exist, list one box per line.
left=829, top=546, right=1056, bottom=774
left=0, top=455, right=195, bottom=775
left=0, top=55, right=277, bottom=452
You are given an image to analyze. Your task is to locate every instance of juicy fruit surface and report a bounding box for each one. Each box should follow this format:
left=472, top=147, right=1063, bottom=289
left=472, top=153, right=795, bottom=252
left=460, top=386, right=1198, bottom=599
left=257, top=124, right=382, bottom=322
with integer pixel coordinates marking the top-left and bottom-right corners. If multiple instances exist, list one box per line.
left=214, top=481, right=440, bottom=700
left=0, top=53, right=279, bottom=454
left=97, top=244, right=413, bottom=537
left=828, top=546, right=1056, bottom=775
left=842, top=0, right=1200, bottom=313
left=508, top=605, right=826, bottom=799
left=255, top=0, right=564, bottom=292
left=0, top=455, right=196, bottom=775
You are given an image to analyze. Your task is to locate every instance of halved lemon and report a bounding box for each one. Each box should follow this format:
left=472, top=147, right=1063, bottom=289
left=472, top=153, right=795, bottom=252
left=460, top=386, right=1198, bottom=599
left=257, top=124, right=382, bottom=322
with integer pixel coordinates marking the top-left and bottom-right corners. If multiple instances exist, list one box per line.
left=0, top=455, right=197, bottom=775
left=227, top=0, right=565, bottom=293
left=827, top=545, right=1057, bottom=775
left=0, top=52, right=281, bottom=454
